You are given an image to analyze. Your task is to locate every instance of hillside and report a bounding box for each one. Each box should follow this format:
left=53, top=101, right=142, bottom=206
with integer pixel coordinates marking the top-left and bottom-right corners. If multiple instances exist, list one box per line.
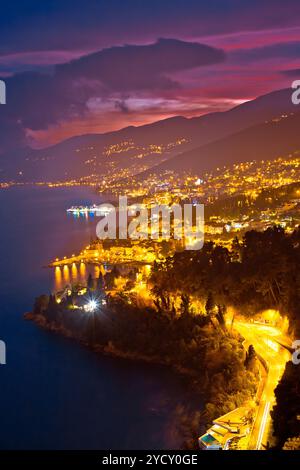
left=0, top=88, right=296, bottom=182
left=141, top=110, right=300, bottom=177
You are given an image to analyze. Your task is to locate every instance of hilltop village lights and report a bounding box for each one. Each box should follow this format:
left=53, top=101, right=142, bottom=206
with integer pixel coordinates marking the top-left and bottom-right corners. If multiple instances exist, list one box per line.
left=95, top=196, right=204, bottom=250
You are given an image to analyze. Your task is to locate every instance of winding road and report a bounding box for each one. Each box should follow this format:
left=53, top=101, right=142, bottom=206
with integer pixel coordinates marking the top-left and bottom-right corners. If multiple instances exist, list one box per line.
left=234, top=321, right=291, bottom=450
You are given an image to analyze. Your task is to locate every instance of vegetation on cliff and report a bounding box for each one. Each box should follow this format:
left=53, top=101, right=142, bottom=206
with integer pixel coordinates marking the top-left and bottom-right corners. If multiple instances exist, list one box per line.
left=29, top=281, right=259, bottom=446
left=271, top=361, right=300, bottom=448
left=150, top=226, right=300, bottom=336
left=28, top=225, right=300, bottom=447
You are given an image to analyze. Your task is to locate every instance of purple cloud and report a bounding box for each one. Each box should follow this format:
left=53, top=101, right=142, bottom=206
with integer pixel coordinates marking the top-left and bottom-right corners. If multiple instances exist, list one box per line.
left=230, top=41, right=300, bottom=62
left=281, top=67, right=300, bottom=76
left=56, top=38, right=225, bottom=91
left=0, top=38, right=225, bottom=152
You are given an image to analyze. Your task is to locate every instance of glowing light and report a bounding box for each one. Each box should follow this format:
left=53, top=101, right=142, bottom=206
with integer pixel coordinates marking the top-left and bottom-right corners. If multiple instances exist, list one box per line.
left=63, top=265, right=70, bottom=283
left=79, top=262, right=86, bottom=280
left=54, top=266, right=62, bottom=290
left=71, top=263, right=78, bottom=279
left=84, top=299, right=99, bottom=312
left=261, top=309, right=280, bottom=324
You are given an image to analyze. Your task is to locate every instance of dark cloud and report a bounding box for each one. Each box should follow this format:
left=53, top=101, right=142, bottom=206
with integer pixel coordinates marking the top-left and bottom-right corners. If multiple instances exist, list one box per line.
left=3, top=71, right=97, bottom=130
left=56, top=38, right=225, bottom=92
left=0, top=38, right=225, bottom=152
left=0, top=118, right=25, bottom=154
left=115, top=99, right=130, bottom=114
left=231, top=41, right=300, bottom=62
left=281, top=68, right=300, bottom=76
left=1, top=1, right=300, bottom=57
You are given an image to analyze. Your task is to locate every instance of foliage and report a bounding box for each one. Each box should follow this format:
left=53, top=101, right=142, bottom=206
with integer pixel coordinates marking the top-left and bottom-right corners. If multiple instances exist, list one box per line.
left=150, top=226, right=300, bottom=335
left=271, top=361, right=300, bottom=448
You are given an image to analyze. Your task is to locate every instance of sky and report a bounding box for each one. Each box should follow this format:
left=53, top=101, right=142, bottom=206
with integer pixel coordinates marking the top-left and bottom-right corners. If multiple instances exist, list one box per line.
left=1, top=0, right=300, bottom=151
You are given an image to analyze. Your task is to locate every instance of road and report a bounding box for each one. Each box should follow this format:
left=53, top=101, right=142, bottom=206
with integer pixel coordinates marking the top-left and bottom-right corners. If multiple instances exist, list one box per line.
left=234, top=321, right=291, bottom=450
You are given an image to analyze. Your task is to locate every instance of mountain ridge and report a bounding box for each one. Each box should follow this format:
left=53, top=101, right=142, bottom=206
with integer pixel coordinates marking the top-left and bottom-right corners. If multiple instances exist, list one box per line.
left=0, top=87, right=296, bottom=181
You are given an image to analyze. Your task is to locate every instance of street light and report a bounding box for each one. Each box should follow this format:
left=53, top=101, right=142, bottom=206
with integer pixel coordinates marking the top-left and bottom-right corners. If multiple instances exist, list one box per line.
left=84, top=299, right=99, bottom=312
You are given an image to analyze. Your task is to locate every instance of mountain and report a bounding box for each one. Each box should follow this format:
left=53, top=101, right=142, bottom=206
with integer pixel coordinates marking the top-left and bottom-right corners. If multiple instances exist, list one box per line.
left=140, top=109, right=300, bottom=177
left=0, top=87, right=296, bottom=182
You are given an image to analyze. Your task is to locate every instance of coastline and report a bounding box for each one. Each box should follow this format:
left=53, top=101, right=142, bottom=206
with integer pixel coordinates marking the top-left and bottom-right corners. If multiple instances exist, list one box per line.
left=24, top=309, right=206, bottom=449
left=24, top=311, right=201, bottom=383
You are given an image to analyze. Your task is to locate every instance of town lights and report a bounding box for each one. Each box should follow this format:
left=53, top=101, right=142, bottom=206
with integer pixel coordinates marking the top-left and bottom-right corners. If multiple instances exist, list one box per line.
left=84, top=299, right=99, bottom=312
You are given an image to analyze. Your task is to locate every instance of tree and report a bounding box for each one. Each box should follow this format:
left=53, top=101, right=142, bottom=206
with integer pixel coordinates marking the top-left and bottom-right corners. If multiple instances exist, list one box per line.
left=33, top=294, right=49, bottom=315
left=244, top=345, right=257, bottom=371
left=87, top=273, right=93, bottom=290
left=180, top=294, right=190, bottom=316
left=205, top=293, right=215, bottom=316
left=272, top=361, right=300, bottom=448
left=231, top=236, right=241, bottom=262
left=97, top=271, right=104, bottom=290
left=216, top=304, right=226, bottom=329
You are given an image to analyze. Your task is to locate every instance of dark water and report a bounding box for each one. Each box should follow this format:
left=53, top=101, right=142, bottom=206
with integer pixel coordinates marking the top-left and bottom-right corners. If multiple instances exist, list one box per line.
left=0, top=187, right=196, bottom=450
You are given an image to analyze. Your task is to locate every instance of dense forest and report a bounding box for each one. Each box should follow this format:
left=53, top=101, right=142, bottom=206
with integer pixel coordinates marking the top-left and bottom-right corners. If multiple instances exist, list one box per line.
left=272, top=361, right=300, bottom=449
left=29, top=287, right=260, bottom=447
left=151, top=226, right=300, bottom=336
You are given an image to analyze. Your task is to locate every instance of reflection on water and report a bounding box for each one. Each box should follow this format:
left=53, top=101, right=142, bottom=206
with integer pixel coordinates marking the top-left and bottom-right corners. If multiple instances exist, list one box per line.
left=0, top=186, right=198, bottom=450
left=54, top=266, right=62, bottom=290
left=54, top=263, right=105, bottom=291
left=71, top=263, right=78, bottom=279
left=63, top=265, right=70, bottom=284
left=94, top=265, right=101, bottom=278
left=79, top=261, right=86, bottom=281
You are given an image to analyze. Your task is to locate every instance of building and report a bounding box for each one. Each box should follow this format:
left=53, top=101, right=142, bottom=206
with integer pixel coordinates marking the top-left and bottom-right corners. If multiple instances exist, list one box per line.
left=198, top=407, right=251, bottom=450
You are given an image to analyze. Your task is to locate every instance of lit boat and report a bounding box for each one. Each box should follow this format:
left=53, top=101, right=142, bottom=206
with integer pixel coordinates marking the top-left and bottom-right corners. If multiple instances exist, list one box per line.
left=67, top=204, right=114, bottom=215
